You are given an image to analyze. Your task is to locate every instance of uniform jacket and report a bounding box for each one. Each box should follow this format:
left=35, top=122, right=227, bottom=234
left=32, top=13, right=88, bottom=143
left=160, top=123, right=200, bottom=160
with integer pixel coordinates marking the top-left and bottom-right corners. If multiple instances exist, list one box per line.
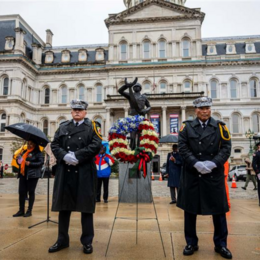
left=252, top=150, right=260, bottom=174
left=166, top=152, right=182, bottom=188
left=177, top=117, right=231, bottom=215
left=95, top=153, right=115, bottom=178
left=51, top=118, right=102, bottom=213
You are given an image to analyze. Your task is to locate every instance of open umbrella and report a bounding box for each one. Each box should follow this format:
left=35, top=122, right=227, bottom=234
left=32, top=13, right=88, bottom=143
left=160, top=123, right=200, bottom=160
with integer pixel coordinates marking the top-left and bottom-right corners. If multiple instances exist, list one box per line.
left=5, top=123, right=49, bottom=147
left=159, top=134, right=178, bottom=143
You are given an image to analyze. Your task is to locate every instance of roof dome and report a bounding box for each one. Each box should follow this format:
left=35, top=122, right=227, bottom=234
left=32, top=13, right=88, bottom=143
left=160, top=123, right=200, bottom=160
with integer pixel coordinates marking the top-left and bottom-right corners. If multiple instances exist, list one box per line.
left=124, top=0, right=186, bottom=8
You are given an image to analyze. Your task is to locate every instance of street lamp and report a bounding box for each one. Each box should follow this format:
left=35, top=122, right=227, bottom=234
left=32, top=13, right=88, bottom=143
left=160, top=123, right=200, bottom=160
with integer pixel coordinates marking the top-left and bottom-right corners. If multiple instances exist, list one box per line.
left=245, top=129, right=254, bottom=157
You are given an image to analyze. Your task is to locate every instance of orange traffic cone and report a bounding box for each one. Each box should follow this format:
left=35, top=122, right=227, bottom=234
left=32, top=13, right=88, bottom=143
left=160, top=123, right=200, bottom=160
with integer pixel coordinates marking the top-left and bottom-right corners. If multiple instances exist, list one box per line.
left=151, top=171, right=155, bottom=181
left=231, top=175, right=237, bottom=188
left=159, top=172, right=163, bottom=181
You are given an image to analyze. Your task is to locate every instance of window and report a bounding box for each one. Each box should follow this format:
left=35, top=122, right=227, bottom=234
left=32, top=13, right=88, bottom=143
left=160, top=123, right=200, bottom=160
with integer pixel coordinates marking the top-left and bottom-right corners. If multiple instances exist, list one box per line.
left=0, top=113, right=6, bottom=132
left=159, top=82, right=166, bottom=93
left=58, top=117, right=66, bottom=124
left=144, top=82, right=151, bottom=94
left=3, top=78, right=9, bottom=95
left=120, top=42, right=127, bottom=60
left=232, top=114, right=239, bottom=133
left=250, top=79, right=257, bottom=97
left=252, top=114, right=260, bottom=133
left=184, top=81, right=191, bottom=92
left=44, top=88, right=50, bottom=104
left=234, top=149, right=241, bottom=153
left=211, top=80, right=217, bottom=99
left=96, top=85, right=103, bottom=102
left=182, top=39, right=190, bottom=57
left=188, top=115, right=194, bottom=120
left=61, top=86, right=67, bottom=104
left=0, top=148, right=2, bottom=160
left=159, top=40, right=166, bottom=58
left=43, top=120, right=48, bottom=136
left=78, top=85, right=85, bottom=100
left=212, top=113, right=220, bottom=121
left=230, top=79, right=237, bottom=98
left=143, top=41, right=150, bottom=59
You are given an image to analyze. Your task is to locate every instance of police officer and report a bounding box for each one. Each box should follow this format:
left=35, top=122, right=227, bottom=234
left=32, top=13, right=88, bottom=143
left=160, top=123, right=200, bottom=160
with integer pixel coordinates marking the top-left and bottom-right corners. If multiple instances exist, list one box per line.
left=252, top=142, right=260, bottom=206
left=49, top=99, right=102, bottom=254
left=177, top=97, right=232, bottom=259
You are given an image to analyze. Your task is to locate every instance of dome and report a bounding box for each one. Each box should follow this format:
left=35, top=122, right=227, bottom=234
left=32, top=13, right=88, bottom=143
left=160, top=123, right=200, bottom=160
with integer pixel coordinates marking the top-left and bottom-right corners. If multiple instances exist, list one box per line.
left=124, top=0, right=186, bottom=8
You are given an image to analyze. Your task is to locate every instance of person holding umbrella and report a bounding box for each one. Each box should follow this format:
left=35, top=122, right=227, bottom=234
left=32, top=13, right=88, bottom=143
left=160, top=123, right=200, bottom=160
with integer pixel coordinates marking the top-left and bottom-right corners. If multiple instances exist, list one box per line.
left=13, top=140, right=44, bottom=217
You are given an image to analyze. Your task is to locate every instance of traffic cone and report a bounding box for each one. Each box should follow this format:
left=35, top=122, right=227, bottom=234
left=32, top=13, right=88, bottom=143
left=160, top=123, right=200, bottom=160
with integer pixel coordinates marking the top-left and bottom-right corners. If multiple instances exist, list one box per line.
left=231, top=175, right=237, bottom=188
left=151, top=171, right=155, bottom=181
left=159, top=172, right=163, bottom=181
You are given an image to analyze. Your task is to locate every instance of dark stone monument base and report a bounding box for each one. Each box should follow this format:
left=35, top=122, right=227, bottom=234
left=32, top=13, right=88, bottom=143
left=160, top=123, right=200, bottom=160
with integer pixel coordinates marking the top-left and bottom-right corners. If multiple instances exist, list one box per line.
left=119, top=162, right=152, bottom=203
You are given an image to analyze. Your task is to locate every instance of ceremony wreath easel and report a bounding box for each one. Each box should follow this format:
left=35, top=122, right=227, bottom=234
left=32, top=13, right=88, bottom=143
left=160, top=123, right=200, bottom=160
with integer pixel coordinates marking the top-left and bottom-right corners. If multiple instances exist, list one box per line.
left=106, top=115, right=166, bottom=257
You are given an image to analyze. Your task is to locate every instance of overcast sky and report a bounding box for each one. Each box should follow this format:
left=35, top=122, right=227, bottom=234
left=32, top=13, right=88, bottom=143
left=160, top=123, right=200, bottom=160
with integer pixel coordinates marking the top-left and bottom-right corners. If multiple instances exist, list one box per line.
left=0, top=0, right=259, bottom=46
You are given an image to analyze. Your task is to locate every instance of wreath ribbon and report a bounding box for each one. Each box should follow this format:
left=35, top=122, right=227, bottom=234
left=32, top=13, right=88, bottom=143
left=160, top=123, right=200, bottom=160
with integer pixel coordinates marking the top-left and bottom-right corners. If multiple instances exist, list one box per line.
left=136, top=151, right=150, bottom=178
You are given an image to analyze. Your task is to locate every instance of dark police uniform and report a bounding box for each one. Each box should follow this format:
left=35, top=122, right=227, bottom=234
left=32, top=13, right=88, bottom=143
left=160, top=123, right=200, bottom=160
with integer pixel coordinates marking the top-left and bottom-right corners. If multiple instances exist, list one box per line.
left=51, top=102, right=102, bottom=249
left=177, top=116, right=231, bottom=248
left=252, top=147, right=260, bottom=206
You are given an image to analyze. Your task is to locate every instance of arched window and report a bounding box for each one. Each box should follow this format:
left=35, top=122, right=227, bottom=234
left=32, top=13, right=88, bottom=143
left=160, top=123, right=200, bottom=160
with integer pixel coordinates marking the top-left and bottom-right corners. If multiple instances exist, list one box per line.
left=159, top=40, right=166, bottom=58
left=78, top=85, right=85, bottom=100
left=210, top=80, right=217, bottom=99
left=61, top=86, right=67, bottom=104
left=183, top=80, right=191, bottom=92
left=120, top=41, right=127, bottom=60
left=250, top=79, right=258, bottom=97
left=44, top=87, right=50, bottom=104
left=0, top=148, right=2, bottom=161
left=58, top=117, right=67, bottom=125
left=3, top=77, right=9, bottom=95
left=143, top=82, right=151, bottom=94
left=212, top=113, right=220, bottom=121
left=252, top=113, right=260, bottom=133
left=0, top=113, right=6, bottom=132
left=96, top=85, right=103, bottom=102
left=143, top=41, right=151, bottom=59
left=43, top=119, right=48, bottom=136
left=230, top=79, right=237, bottom=98
left=182, top=38, right=190, bottom=57
left=159, top=82, right=166, bottom=93
left=232, top=114, right=240, bottom=133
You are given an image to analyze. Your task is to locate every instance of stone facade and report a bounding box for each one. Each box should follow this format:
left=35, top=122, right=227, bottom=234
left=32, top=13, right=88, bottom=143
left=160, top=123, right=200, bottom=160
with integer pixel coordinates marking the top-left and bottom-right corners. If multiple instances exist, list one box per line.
left=0, top=0, right=260, bottom=169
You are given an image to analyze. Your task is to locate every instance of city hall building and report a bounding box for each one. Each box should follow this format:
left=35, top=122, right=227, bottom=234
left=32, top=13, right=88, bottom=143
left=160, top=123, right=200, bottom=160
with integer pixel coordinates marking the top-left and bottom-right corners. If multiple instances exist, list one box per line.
left=1, top=0, right=260, bottom=170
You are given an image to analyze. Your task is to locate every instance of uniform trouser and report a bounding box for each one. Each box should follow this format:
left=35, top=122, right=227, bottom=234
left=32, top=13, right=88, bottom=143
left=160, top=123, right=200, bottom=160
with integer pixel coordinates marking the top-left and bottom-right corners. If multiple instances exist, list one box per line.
left=18, top=175, right=39, bottom=212
left=244, top=174, right=257, bottom=188
left=170, top=187, right=177, bottom=201
left=184, top=211, right=228, bottom=247
left=257, top=176, right=260, bottom=204
left=96, top=177, right=109, bottom=201
left=58, top=211, right=94, bottom=246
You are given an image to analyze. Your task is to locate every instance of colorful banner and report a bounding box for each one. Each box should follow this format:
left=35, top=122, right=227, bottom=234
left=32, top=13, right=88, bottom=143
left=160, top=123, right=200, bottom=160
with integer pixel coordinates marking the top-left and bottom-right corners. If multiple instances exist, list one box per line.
left=150, top=114, right=160, bottom=137
left=170, top=114, right=179, bottom=135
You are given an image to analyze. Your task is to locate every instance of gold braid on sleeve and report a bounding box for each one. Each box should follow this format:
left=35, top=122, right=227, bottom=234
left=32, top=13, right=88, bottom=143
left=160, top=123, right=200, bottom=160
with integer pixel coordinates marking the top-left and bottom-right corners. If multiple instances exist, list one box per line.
left=219, top=123, right=231, bottom=141
left=92, top=120, right=104, bottom=140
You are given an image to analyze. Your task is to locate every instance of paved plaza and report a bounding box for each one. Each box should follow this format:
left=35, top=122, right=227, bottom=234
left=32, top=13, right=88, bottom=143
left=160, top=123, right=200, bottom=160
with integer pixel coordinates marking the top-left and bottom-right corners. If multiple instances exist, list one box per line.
left=0, top=178, right=259, bottom=260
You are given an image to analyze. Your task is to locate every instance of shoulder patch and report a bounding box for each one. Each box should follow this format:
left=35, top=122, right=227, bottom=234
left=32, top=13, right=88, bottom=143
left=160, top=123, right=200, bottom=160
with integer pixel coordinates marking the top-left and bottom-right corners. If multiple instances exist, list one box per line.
left=218, top=123, right=231, bottom=141
left=92, top=120, right=103, bottom=140
left=179, top=123, right=186, bottom=132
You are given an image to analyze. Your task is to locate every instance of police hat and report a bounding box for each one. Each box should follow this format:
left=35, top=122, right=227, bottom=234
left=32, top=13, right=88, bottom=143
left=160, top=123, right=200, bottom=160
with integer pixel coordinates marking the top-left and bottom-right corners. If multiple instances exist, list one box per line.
left=70, top=99, right=88, bottom=110
left=193, top=96, right=212, bottom=108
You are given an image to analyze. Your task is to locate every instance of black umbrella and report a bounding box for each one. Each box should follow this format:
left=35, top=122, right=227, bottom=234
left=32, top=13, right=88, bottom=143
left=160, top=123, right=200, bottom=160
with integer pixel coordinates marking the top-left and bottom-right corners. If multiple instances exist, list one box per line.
left=5, top=123, right=49, bottom=147
left=159, top=134, right=178, bottom=143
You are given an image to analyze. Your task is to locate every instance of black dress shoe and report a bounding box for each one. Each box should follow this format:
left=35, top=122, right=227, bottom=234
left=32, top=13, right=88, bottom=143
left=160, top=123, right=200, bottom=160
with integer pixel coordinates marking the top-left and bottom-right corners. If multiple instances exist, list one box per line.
left=13, top=210, right=25, bottom=217
left=48, top=242, right=69, bottom=253
left=104, top=200, right=108, bottom=203
left=215, top=246, right=232, bottom=259
left=169, top=200, right=176, bottom=204
left=96, top=199, right=100, bottom=202
left=241, top=187, right=246, bottom=190
left=24, top=210, right=32, bottom=217
left=83, top=244, right=93, bottom=254
left=183, top=245, right=199, bottom=256
left=253, top=188, right=257, bottom=190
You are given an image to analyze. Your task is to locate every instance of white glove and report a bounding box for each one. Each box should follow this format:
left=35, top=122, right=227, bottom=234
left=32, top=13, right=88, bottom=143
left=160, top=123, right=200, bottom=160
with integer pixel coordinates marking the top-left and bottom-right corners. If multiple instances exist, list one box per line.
left=63, top=152, right=78, bottom=166
left=194, top=161, right=211, bottom=174
left=203, top=161, right=217, bottom=171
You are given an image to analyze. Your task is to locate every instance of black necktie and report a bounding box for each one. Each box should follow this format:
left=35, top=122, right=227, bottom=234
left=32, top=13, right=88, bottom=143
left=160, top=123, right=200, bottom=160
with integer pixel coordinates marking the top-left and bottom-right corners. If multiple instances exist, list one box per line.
left=75, top=122, right=79, bottom=127
left=202, top=123, right=206, bottom=130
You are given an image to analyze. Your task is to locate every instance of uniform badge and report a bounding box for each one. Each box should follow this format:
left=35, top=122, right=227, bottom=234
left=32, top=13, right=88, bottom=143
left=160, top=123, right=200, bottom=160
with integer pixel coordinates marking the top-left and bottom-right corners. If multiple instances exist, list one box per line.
left=97, top=126, right=101, bottom=135
left=179, top=123, right=186, bottom=132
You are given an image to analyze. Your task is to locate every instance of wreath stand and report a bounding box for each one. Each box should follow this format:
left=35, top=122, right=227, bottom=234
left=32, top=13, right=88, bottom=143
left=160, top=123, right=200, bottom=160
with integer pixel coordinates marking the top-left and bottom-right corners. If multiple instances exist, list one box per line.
left=105, top=162, right=166, bottom=257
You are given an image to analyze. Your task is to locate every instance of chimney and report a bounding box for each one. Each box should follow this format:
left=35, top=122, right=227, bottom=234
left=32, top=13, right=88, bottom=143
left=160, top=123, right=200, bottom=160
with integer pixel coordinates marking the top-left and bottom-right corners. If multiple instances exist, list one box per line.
left=46, top=29, right=54, bottom=47
left=32, top=43, right=43, bottom=65
left=14, top=27, right=26, bottom=54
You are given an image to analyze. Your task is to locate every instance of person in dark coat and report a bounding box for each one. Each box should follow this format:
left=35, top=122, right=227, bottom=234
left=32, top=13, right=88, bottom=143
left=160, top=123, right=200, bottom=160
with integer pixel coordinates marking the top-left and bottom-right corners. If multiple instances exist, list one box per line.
left=252, top=142, right=260, bottom=206
left=13, top=140, right=44, bottom=217
left=177, top=97, right=232, bottom=259
left=166, top=144, right=182, bottom=204
left=49, top=99, right=102, bottom=255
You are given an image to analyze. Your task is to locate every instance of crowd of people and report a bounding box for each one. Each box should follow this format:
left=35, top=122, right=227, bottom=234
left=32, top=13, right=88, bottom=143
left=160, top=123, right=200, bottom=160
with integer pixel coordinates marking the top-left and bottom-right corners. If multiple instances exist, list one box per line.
left=9, top=97, right=260, bottom=259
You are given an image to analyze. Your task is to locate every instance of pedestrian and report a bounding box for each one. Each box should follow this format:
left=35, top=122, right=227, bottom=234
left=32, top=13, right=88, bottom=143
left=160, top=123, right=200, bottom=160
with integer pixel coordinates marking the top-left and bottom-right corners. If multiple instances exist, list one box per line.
left=177, top=97, right=232, bottom=259
left=252, top=142, right=260, bottom=206
left=95, top=144, right=115, bottom=203
left=13, top=140, right=44, bottom=217
left=0, top=160, right=3, bottom=178
left=166, top=144, right=182, bottom=204
left=49, top=99, right=102, bottom=255
left=242, top=158, right=257, bottom=190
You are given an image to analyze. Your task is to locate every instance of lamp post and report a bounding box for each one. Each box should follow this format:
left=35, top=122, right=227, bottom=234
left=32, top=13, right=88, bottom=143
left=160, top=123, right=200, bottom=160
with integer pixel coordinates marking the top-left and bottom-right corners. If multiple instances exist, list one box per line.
left=245, top=129, right=254, bottom=158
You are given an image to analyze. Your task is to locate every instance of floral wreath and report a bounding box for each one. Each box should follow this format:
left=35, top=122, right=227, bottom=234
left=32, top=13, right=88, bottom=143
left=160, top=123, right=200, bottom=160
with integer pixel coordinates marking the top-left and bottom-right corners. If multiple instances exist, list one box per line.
left=108, top=115, right=159, bottom=177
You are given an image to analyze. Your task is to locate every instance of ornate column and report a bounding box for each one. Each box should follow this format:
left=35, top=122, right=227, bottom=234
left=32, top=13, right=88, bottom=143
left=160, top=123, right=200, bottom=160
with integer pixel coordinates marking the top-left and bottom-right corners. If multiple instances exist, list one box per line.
left=162, top=106, right=167, bottom=136
left=181, top=106, right=186, bottom=122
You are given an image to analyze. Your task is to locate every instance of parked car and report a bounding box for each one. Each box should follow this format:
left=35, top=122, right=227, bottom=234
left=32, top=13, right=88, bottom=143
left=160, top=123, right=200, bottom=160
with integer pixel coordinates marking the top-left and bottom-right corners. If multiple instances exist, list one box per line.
left=160, top=163, right=168, bottom=180
left=228, top=165, right=247, bottom=181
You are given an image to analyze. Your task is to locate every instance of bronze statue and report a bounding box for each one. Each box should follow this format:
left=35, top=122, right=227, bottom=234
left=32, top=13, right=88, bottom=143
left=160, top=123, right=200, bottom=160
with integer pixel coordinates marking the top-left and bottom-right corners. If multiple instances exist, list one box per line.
left=118, top=78, right=151, bottom=150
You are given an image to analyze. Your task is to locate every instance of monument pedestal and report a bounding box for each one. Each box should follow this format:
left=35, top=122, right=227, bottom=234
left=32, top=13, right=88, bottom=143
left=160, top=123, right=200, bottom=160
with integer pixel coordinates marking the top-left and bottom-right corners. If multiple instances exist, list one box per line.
left=119, top=162, right=152, bottom=203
